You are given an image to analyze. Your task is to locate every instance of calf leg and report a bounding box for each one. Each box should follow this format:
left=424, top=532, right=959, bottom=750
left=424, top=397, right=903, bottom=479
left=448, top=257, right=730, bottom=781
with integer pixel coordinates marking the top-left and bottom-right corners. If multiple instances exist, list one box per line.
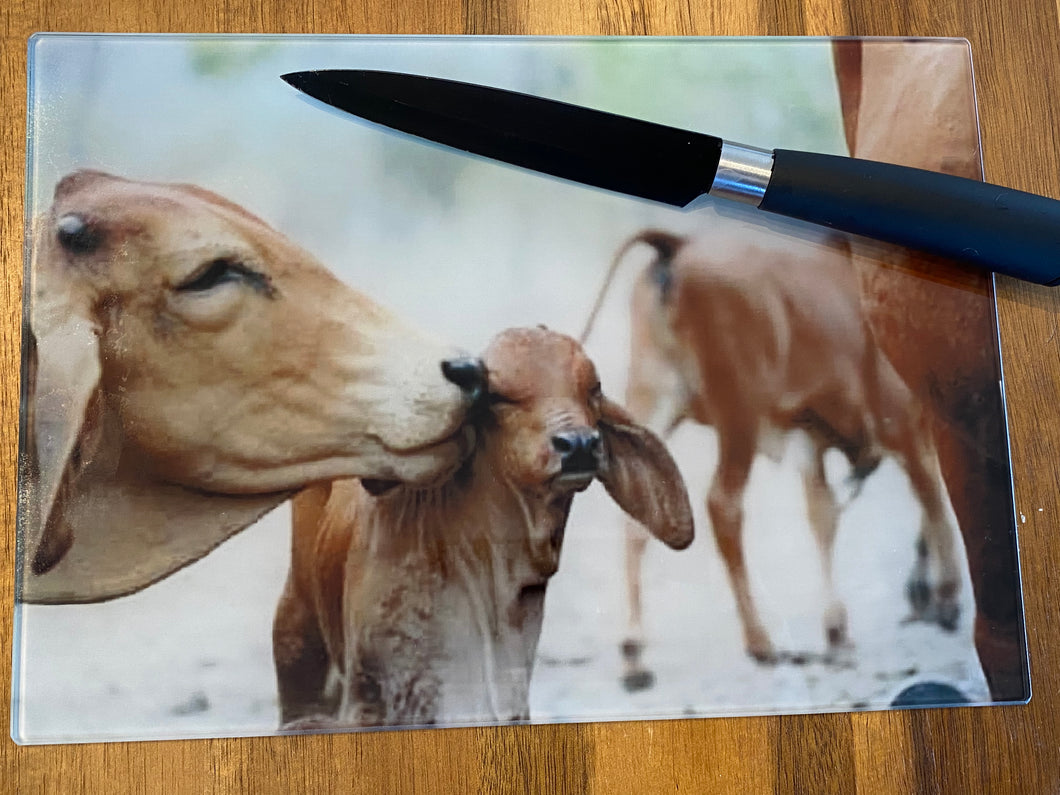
left=273, top=576, right=334, bottom=725
left=619, top=380, right=686, bottom=691
left=273, top=483, right=340, bottom=726
left=619, top=286, right=689, bottom=691
left=801, top=442, right=849, bottom=648
left=709, top=428, right=774, bottom=662
left=621, top=523, right=655, bottom=691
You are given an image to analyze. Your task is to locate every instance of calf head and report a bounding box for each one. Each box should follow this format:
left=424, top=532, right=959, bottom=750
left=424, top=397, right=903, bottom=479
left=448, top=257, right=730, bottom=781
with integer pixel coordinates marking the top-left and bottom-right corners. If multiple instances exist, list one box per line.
left=480, top=327, right=693, bottom=581
left=22, top=170, right=478, bottom=603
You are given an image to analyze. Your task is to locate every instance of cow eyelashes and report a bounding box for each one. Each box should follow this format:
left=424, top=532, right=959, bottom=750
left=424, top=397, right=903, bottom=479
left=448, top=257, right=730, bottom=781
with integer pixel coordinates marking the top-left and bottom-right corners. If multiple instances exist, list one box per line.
left=176, top=258, right=245, bottom=292
left=176, top=257, right=276, bottom=297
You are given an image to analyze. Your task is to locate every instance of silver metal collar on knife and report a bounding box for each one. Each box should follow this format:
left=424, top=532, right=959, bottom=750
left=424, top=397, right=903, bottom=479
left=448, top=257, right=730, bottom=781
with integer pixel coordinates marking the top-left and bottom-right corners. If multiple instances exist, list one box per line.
left=708, top=142, right=774, bottom=206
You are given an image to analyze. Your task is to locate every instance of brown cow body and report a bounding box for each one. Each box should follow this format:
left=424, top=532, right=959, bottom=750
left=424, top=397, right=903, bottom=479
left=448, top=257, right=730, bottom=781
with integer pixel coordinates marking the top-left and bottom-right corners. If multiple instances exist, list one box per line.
left=617, top=225, right=961, bottom=686
left=834, top=39, right=1027, bottom=701
left=273, top=327, right=693, bottom=728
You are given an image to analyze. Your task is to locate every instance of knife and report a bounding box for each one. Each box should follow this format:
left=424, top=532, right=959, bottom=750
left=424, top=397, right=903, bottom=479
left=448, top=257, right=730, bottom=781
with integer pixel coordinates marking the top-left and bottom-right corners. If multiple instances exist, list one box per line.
left=282, top=69, right=1060, bottom=286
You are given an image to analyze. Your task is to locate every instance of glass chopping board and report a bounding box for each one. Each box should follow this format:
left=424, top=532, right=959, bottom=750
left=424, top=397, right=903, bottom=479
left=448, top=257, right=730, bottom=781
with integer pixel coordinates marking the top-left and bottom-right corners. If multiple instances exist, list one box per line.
left=13, top=34, right=1027, bottom=744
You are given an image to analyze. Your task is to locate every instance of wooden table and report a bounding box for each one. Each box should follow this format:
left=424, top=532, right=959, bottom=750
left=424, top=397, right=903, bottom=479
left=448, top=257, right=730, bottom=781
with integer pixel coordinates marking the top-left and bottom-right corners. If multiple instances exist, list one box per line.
left=3, top=1, right=1059, bottom=792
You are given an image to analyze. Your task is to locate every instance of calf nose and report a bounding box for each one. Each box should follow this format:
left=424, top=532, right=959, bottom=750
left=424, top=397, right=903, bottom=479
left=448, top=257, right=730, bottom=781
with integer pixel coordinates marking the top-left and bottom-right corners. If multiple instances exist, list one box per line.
left=56, top=213, right=104, bottom=255
left=441, top=356, right=487, bottom=401
left=552, top=428, right=603, bottom=474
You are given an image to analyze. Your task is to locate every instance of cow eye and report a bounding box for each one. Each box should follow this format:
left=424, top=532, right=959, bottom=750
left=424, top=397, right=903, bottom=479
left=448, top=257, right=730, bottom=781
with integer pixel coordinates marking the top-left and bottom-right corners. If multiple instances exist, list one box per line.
left=176, top=258, right=244, bottom=292
left=176, top=257, right=275, bottom=297
left=589, top=382, right=602, bottom=398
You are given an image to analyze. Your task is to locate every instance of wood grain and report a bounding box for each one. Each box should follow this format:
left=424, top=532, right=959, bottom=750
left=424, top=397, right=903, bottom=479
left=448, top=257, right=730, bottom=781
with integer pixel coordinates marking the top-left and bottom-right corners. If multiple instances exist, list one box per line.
left=3, top=0, right=1060, bottom=792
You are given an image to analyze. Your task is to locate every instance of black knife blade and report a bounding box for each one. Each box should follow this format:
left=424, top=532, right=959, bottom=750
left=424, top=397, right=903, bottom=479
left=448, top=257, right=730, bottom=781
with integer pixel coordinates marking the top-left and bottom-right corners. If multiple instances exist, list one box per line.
left=283, top=69, right=1060, bottom=286
left=282, top=69, right=724, bottom=207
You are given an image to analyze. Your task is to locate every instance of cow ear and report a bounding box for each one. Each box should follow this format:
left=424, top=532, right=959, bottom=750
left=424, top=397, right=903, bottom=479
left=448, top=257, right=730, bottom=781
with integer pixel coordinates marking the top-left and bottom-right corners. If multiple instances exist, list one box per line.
left=19, top=222, right=289, bottom=604
left=21, top=468, right=289, bottom=604
left=597, top=396, right=694, bottom=550
left=21, top=263, right=104, bottom=582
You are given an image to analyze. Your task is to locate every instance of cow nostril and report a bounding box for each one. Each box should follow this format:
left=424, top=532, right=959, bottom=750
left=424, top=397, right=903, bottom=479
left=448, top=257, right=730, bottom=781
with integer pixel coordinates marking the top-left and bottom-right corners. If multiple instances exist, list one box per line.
left=552, top=434, right=574, bottom=454
left=56, top=213, right=103, bottom=255
left=441, top=356, right=486, bottom=395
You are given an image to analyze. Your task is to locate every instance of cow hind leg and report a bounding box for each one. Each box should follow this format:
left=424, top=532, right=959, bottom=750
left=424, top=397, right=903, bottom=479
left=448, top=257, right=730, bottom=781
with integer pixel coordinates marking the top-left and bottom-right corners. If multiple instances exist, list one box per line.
left=877, top=375, right=962, bottom=631
left=905, top=444, right=962, bottom=631
left=870, top=352, right=963, bottom=632
left=904, top=535, right=933, bottom=619
left=801, top=443, right=849, bottom=649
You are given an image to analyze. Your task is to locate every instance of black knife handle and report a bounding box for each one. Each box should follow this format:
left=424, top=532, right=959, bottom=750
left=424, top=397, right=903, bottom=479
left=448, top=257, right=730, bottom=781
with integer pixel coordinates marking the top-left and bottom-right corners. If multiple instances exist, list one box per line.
left=759, top=149, right=1060, bottom=285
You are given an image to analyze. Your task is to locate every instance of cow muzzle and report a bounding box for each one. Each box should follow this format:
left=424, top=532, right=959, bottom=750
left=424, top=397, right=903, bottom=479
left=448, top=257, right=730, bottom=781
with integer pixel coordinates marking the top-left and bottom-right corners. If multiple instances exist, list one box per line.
left=441, top=355, right=487, bottom=405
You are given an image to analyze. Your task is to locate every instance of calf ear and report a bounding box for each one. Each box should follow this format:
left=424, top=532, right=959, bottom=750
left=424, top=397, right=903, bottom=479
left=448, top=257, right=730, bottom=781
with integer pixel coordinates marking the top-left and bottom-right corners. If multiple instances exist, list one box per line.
left=597, top=396, right=694, bottom=550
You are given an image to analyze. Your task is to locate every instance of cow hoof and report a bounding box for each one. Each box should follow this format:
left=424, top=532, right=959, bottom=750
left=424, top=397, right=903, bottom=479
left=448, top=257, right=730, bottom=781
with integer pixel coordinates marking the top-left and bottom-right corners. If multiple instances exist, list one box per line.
left=622, top=669, right=656, bottom=692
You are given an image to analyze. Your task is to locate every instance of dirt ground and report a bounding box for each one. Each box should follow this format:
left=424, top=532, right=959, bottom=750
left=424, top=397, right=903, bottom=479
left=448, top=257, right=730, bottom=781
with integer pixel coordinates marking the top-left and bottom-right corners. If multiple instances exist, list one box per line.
left=13, top=416, right=989, bottom=743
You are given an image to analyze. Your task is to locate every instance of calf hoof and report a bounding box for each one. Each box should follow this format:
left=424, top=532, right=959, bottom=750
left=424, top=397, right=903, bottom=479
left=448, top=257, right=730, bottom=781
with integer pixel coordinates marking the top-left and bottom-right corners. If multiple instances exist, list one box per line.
left=746, top=625, right=777, bottom=665
left=620, top=638, right=644, bottom=664
left=280, top=714, right=337, bottom=733
left=748, top=646, right=779, bottom=665
left=622, top=668, right=656, bottom=692
left=905, top=576, right=932, bottom=617
left=935, top=597, right=961, bottom=632
left=825, top=603, right=849, bottom=648
left=620, top=639, right=656, bottom=691
left=826, top=626, right=847, bottom=647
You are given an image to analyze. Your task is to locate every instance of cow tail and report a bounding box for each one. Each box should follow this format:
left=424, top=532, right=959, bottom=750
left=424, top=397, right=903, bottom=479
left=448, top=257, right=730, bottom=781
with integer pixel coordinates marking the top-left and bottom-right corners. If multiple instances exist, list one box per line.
left=579, top=229, right=687, bottom=344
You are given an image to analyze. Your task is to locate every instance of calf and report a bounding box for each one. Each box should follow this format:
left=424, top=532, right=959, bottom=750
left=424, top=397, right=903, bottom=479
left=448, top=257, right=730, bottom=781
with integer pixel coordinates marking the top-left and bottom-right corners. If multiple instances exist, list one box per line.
left=615, top=226, right=962, bottom=688
left=273, top=326, right=693, bottom=728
